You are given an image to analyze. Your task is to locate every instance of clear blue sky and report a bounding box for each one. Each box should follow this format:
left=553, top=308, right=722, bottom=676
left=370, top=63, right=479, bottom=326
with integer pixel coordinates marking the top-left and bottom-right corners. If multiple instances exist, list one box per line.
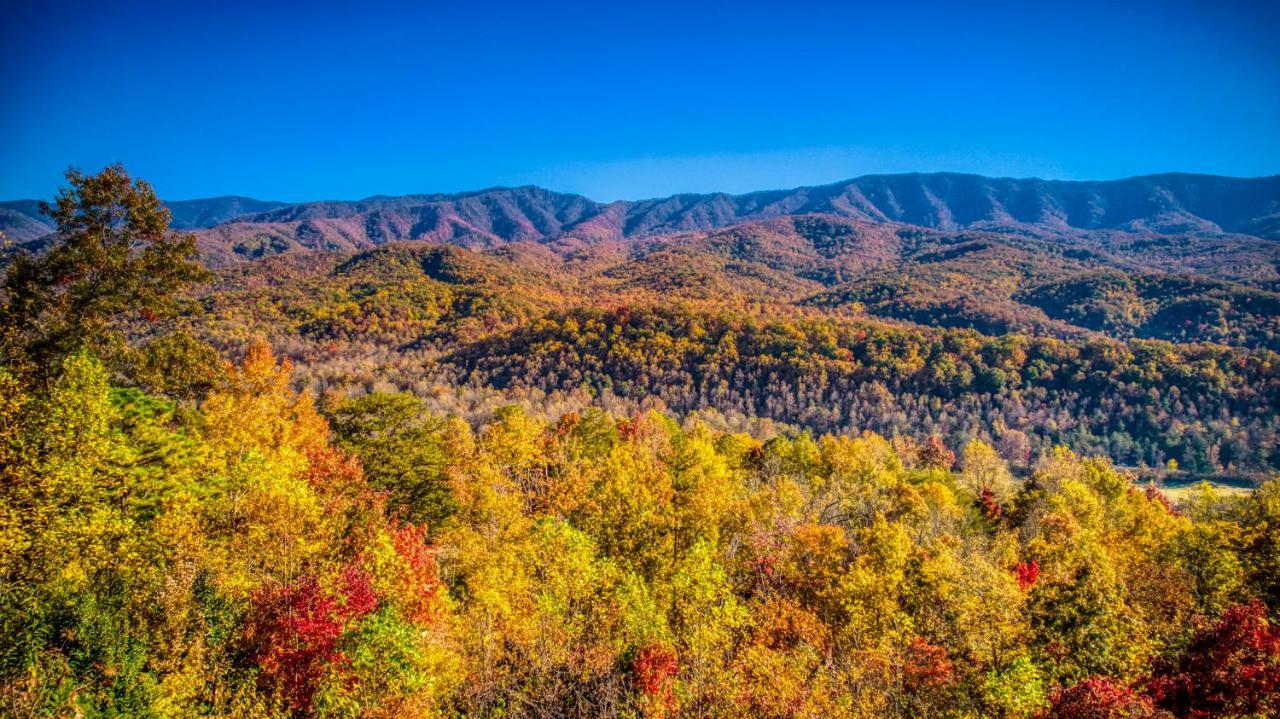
left=2, top=0, right=1278, bottom=201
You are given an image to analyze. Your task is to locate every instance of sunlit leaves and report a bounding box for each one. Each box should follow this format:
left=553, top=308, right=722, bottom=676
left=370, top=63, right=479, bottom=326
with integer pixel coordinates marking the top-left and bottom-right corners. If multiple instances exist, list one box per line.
left=1, top=335, right=1274, bottom=717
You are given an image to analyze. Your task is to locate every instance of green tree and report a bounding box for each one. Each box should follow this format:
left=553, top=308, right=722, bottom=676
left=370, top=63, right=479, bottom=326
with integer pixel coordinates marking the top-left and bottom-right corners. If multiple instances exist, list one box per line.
left=0, top=164, right=211, bottom=384
left=326, top=392, right=456, bottom=529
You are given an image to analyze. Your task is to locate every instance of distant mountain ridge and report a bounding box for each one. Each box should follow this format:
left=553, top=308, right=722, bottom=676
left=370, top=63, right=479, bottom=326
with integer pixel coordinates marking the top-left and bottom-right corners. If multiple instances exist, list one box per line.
left=164, top=196, right=291, bottom=230
left=0, top=195, right=290, bottom=243
left=4, top=173, right=1279, bottom=260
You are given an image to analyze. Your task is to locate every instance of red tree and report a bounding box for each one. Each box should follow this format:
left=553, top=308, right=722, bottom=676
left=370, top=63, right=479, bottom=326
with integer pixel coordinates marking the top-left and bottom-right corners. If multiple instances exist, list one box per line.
left=393, top=523, right=442, bottom=624
left=1014, top=560, right=1040, bottom=592
left=1148, top=601, right=1280, bottom=718
left=1043, top=677, right=1157, bottom=719
left=251, top=565, right=378, bottom=713
left=1144, top=484, right=1175, bottom=514
left=978, top=485, right=1004, bottom=520
left=634, top=643, right=679, bottom=717
left=903, top=638, right=954, bottom=693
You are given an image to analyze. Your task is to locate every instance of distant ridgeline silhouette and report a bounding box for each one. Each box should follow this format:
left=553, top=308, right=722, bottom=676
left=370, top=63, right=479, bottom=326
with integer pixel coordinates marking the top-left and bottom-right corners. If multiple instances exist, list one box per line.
left=3, top=173, right=1278, bottom=264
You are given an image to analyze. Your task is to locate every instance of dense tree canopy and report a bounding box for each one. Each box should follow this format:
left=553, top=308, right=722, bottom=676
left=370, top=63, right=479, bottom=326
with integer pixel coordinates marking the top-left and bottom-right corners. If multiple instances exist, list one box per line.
left=3, top=167, right=1279, bottom=717
left=172, top=241, right=1280, bottom=479
left=2, top=341, right=1279, bottom=717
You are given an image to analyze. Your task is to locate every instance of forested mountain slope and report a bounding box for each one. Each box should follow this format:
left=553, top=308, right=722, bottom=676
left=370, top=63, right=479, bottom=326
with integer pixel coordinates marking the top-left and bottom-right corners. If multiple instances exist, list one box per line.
left=7, top=170, right=1280, bottom=476
left=6, top=172, right=1279, bottom=262
left=5, top=162, right=1280, bottom=719
left=167, top=235, right=1280, bottom=478
left=187, top=172, right=1280, bottom=264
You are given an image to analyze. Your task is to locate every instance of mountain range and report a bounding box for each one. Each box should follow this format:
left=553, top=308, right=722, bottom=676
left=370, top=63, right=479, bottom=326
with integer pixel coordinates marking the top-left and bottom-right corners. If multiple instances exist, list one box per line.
left=4, top=172, right=1278, bottom=265
left=6, top=168, right=1280, bottom=475
left=7, top=170, right=1280, bottom=352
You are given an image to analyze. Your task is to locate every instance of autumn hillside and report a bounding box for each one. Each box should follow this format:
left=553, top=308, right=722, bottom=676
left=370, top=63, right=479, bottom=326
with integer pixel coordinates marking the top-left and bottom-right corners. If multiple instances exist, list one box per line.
left=3, top=166, right=1280, bottom=718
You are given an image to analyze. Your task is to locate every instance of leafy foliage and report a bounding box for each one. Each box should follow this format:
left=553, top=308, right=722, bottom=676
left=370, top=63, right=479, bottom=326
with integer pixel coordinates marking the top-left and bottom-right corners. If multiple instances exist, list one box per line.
left=4, top=339, right=1279, bottom=716
left=4, top=167, right=1280, bottom=717
left=1, top=165, right=211, bottom=383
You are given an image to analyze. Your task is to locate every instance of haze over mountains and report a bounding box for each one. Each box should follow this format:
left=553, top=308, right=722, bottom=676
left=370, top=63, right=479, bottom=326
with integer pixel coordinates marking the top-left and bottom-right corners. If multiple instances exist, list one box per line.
left=4, top=173, right=1279, bottom=263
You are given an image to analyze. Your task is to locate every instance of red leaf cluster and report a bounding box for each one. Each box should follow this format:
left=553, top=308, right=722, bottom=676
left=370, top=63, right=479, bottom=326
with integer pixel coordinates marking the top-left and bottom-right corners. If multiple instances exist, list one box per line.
left=1147, top=601, right=1280, bottom=718
left=903, top=638, right=954, bottom=692
left=1014, top=560, right=1040, bottom=592
left=619, top=413, right=645, bottom=441
left=1144, top=484, right=1175, bottom=514
left=978, top=485, right=1004, bottom=520
left=1044, top=602, right=1280, bottom=718
left=1044, top=677, right=1156, bottom=719
left=752, top=552, right=777, bottom=580
left=252, top=565, right=378, bottom=713
left=253, top=578, right=344, bottom=712
left=393, top=523, right=442, bottom=624
left=634, top=643, right=679, bottom=716
left=340, top=564, right=378, bottom=619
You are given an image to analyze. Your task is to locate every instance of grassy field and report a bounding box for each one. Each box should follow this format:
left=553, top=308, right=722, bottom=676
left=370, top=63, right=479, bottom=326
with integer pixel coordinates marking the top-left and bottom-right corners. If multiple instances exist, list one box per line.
left=1159, top=482, right=1255, bottom=504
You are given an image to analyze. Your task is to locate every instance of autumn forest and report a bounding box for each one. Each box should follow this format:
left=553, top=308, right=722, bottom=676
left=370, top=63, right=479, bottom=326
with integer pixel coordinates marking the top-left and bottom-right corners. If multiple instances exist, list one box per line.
left=2, top=165, right=1280, bottom=719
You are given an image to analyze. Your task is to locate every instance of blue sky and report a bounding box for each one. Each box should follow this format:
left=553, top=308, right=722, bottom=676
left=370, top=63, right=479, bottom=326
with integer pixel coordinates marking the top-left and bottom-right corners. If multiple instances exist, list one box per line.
left=2, top=0, right=1278, bottom=201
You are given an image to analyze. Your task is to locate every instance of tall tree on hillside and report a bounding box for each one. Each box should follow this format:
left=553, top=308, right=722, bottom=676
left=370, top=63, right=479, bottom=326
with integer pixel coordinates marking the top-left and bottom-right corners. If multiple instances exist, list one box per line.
left=0, top=164, right=210, bottom=384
